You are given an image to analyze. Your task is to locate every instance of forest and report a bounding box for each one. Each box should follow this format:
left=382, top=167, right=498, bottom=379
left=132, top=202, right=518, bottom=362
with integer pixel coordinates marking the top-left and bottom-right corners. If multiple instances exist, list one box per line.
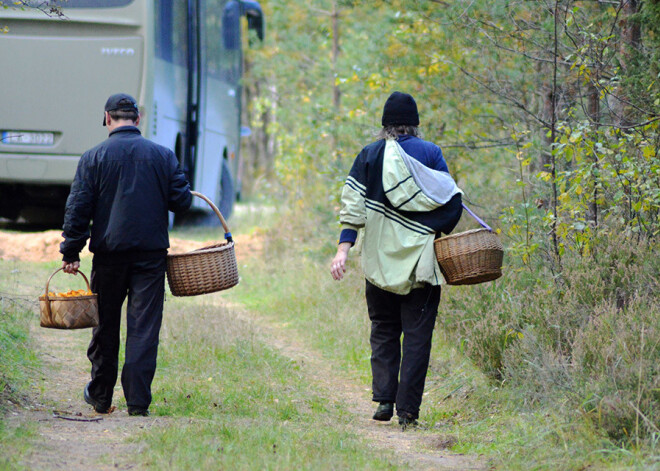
left=240, top=0, right=660, bottom=462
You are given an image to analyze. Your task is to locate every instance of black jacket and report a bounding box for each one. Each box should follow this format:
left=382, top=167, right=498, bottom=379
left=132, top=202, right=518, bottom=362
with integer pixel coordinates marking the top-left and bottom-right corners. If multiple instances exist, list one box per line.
left=60, top=126, right=192, bottom=263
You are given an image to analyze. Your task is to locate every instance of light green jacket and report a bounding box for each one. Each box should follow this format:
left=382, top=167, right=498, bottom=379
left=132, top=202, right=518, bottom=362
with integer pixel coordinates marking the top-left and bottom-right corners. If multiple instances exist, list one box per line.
left=340, top=139, right=462, bottom=294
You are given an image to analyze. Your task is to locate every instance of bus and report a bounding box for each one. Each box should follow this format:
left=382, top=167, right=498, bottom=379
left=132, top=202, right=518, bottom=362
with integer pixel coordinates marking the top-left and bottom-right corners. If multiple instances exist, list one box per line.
left=0, top=0, right=264, bottom=224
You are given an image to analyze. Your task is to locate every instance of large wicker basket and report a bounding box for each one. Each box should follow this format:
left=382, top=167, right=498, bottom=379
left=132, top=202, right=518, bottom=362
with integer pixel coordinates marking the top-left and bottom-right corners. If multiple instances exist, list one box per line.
left=434, top=228, right=504, bottom=286
left=166, top=191, right=239, bottom=296
left=39, top=268, right=99, bottom=329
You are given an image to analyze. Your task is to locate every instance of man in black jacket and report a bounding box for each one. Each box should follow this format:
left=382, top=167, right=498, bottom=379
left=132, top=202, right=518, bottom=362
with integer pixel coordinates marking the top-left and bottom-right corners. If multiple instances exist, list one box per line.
left=60, top=93, right=192, bottom=416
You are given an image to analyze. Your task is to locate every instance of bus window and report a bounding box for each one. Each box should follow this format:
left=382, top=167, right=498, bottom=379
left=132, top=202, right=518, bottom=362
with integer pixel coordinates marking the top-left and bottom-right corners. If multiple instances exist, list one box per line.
left=206, top=0, right=240, bottom=82
left=155, top=0, right=189, bottom=68
left=155, top=2, right=172, bottom=62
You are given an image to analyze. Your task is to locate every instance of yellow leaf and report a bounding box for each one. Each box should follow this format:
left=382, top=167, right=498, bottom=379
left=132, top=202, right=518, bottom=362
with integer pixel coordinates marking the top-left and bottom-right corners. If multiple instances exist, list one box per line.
left=537, top=171, right=552, bottom=182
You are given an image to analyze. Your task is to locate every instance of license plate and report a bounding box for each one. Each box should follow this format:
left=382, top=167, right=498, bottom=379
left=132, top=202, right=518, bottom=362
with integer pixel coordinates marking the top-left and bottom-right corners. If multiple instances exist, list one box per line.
left=1, top=131, right=54, bottom=146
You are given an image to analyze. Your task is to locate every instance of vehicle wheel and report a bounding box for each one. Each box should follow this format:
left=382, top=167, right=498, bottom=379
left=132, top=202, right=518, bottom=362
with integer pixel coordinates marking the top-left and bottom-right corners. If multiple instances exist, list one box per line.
left=21, top=205, right=65, bottom=228
left=217, top=158, right=234, bottom=220
left=175, top=159, right=234, bottom=227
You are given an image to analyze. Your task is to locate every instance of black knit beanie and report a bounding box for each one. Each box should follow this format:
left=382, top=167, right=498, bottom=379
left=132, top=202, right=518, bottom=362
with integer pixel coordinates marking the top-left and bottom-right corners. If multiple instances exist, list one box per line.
left=381, top=91, right=419, bottom=126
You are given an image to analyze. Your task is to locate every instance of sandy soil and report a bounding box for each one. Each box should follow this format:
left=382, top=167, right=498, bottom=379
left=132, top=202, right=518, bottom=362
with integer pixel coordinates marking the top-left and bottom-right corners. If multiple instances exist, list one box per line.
left=0, top=229, right=261, bottom=263
left=4, top=326, right=170, bottom=470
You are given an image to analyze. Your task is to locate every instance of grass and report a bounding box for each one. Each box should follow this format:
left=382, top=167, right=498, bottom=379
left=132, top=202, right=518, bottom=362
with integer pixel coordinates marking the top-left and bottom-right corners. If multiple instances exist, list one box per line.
left=1, top=201, right=658, bottom=469
left=0, top=205, right=403, bottom=470
left=223, top=208, right=660, bottom=471
left=0, top=280, right=41, bottom=471
left=135, top=294, right=400, bottom=470
left=0, top=420, right=37, bottom=471
left=232, top=251, right=373, bottom=384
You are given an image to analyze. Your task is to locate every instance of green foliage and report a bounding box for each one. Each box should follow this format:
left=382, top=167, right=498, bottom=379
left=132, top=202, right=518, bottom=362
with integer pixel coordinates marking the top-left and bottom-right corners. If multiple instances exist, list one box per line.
left=245, top=0, right=510, bottom=211
left=440, top=233, right=660, bottom=448
left=244, top=0, right=660, bottom=457
left=228, top=217, right=659, bottom=469
left=0, top=302, right=40, bottom=470
left=0, top=303, right=39, bottom=409
left=0, top=1, right=65, bottom=17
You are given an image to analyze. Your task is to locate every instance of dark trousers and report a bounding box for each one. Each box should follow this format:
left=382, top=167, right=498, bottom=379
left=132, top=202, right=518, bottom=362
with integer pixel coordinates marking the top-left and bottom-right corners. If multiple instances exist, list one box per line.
left=87, top=256, right=166, bottom=410
left=365, top=279, right=440, bottom=419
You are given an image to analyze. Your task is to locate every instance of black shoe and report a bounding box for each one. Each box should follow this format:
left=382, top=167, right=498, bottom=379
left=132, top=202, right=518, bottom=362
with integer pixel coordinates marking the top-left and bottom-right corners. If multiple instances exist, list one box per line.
left=127, top=407, right=150, bottom=417
left=84, top=382, right=110, bottom=414
left=398, top=412, right=418, bottom=430
left=372, top=402, right=394, bottom=421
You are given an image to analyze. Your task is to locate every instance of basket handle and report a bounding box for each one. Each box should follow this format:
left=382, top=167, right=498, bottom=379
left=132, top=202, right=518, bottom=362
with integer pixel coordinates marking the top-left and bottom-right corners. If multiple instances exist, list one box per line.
left=43, top=267, right=92, bottom=323
left=191, top=191, right=233, bottom=243
left=462, top=203, right=494, bottom=232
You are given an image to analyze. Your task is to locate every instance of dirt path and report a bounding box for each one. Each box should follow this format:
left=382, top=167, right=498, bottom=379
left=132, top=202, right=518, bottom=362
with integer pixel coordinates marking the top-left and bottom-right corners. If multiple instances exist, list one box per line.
left=5, top=324, right=170, bottom=470
left=2, top=228, right=484, bottom=470
left=219, top=299, right=486, bottom=471
left=8, top=296, right=485, bottom=470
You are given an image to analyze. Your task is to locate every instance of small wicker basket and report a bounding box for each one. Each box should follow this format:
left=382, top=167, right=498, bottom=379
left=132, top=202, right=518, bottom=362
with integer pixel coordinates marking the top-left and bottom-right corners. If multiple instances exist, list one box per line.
left=39, top=268, right=99, bottom=329
left=434, top=228, right=503, bottom=285
left=166, top=191, right=239, bottom=296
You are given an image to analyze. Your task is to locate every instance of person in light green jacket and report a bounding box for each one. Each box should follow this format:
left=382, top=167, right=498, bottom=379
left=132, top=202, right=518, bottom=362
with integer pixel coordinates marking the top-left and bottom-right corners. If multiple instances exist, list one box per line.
left=330, top=91, right=462, bottom=427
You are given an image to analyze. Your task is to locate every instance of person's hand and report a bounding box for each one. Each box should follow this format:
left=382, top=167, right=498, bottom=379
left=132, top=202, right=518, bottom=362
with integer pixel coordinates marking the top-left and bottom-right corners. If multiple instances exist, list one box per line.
left=330, top=243, right=352, bottom=281
left=62, top=261, right=80, bottom=274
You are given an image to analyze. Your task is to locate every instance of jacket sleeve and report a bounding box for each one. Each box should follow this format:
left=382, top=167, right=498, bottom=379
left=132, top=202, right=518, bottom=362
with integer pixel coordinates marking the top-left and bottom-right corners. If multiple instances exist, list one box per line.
left=167, top=151, right=193, bottom=214
left=431, top=145, right=449, bottom=173
left=60, top=153, right=95, bottom=262
left=338, top=150, right=368, bottom=245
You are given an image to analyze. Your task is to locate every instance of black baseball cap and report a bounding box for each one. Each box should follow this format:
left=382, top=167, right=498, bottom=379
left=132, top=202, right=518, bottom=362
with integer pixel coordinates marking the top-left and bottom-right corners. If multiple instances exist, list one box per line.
left=103, top=93, right=139, bottom=126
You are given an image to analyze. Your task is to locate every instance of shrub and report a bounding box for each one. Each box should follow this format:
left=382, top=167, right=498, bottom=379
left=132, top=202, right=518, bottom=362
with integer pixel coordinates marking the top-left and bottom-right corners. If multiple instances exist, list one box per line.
left=439, top=233, right=660, bottom=444
left=0, top=302, right=39, bottom=410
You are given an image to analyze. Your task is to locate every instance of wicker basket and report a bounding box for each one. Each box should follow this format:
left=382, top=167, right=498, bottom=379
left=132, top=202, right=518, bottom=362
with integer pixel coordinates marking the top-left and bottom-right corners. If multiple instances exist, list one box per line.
left=434, top=228, right=503, bottom=285
left=166, top=191, right=239, bottom=296
left=39, top=268, right=99, bottom=329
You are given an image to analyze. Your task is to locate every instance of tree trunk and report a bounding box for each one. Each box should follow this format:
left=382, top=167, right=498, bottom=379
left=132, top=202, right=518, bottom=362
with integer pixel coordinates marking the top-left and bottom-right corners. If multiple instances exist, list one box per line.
left=537, top=80, right=554, bottom=175
left=587, top=79, right=600, bottom=226
left=550, top=0, right=561, bottom=266
left=241, top=57, right=277, bottom=195
left=610, top=0, right=641, bottom=128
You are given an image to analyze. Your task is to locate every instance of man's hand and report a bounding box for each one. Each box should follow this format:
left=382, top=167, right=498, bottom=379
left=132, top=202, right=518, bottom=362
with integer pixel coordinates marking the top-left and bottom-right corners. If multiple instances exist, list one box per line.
left=62, top=261, right=80, bottom=274
left=330, top=242, right=352, bottom=281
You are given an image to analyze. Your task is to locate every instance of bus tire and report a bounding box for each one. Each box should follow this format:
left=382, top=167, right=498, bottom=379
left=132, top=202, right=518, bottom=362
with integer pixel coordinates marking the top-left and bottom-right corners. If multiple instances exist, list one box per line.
left=177, top=159, right=235, bottom=227
left=21, top=205, right=65, bottom=227
left=218, top=159, right=234, bottom=220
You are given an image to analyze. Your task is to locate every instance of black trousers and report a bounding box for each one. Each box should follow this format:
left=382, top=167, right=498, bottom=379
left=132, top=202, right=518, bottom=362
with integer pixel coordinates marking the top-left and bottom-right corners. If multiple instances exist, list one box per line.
left=365, top=279, right=440, bottom=419
left=87, top=256, right=166, bottom=410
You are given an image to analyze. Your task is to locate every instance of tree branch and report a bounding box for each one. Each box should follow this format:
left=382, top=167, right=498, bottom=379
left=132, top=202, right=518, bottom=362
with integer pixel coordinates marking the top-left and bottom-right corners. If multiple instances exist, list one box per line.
left=441, top=140, right=516, bottom=149
left=453, top=63, right=552, bottom=128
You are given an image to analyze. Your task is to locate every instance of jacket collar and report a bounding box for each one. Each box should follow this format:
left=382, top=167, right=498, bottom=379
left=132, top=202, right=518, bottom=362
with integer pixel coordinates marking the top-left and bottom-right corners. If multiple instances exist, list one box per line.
left=109, top=126, right=141, bottom=137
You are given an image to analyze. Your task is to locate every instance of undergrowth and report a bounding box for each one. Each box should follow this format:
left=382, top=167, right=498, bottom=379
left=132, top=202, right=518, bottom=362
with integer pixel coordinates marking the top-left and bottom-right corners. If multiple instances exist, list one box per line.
left=230, top=204, right=660, bottom=470
left=0, top=300, right=40, bottom=470
left=440, top=233, right=660, bottom=449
